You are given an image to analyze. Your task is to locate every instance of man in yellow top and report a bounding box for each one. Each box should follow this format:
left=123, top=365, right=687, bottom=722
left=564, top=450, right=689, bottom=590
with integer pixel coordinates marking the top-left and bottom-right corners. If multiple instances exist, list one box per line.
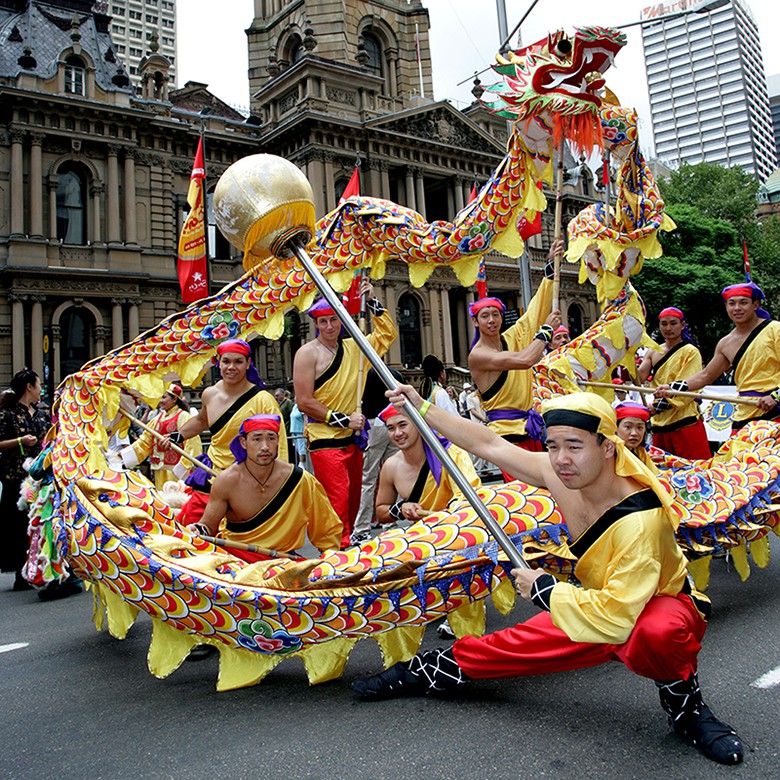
left=468, top=240, right=561, bottom=476
left=656, top=282, right=780, bottom=433
left=637, top=306, right=710, bottom=459
left=293, top=280, right=397, bottom=548
left=353, top=389, right=743, bottom=767
left=193, top=414, right=341, bottom=558
left=374, top=404, right=481, bottom=525
left=115, top=384, right=202, bottom=489
left=170, top=338, right=287, bottom=525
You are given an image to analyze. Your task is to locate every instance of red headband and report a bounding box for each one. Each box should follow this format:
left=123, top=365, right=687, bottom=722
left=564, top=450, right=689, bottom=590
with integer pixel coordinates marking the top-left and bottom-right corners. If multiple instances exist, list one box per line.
left=721, top=285, right=753, bottom=301
left=217, top=339, right=251, bottom=357
left=553, top=325, right=570, bottom=336
left=378, top=404, right=402, bottom=423
left=242, top=414, right=281, bottom=434
left=658, top=307, right=683, bottom=321
left=469, top=297, right=505, bottom=317
left=615, top=403, right=650, bottom=422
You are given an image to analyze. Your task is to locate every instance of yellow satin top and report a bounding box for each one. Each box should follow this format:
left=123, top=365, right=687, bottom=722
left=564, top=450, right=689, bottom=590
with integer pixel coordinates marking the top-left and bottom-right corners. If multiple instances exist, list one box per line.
left=223, top=467, right=342, bottom=554
left=306, top=311, right=398, bottom=445
left=550, top=490, right=689, bottom=644
left=480, top=278, right=553, bottom=440
left=650, top=342, right=703, bottom=428
left=732, top=320, right=780, bottom=424
left=414, top=445, right=482, bottom=512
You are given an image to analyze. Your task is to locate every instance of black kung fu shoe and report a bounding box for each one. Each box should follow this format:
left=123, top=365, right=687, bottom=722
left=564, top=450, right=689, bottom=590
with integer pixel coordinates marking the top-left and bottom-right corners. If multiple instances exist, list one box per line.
left=351, top=661, right=426, bottom=701
left=657, top=675, right=744, bottom=765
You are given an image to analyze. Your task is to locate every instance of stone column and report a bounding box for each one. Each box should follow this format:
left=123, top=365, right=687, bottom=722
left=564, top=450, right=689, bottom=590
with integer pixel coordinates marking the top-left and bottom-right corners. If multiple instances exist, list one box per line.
left=383, top=283, right=401, bottom=366
left=446, top=186, right=455, bottom=218
left=124, top=148, right=137, bottom=244
left=29, top=132, right=45, bottom=238
left=10, top=295, right=26, bottom=370
left=386, top=49, right=399, bottom=96
left=10, top=129, right=25, bottom=236
left=404, top=169, right=416, bottom=210
left=48, top=175, right=59, bottom=240
left=421, top=299, right=433, bottom=359
left=51, top=324, right=62, bottom=386
left=414, top=168, right=426, bottom=219
left=323, top=152, right=335, bottom=213
left=94, top=325, right=107, bottom=358
left=462, top=181, right=472, bottom=207
left=128, top=299, right=140, bottom=340
left=379, top=161, right=390, bottom=198
left=90, top=181, right=104, bottom=244
left=440, top=287, right=455, bottom=364
left=308, top=153, right=326, bottom=217
left=30, top=296, right=45, bottom=377
left=454, top=177, right=465, bottom=212
left=111, top=298, right=124, bottom=349
left=367, top=163, right=381, bottom=198
left=106, top=145, right=121, bottom=243
left=429, top=284, right=443, bottom=357
left=456, top=298, right=470, bottom=365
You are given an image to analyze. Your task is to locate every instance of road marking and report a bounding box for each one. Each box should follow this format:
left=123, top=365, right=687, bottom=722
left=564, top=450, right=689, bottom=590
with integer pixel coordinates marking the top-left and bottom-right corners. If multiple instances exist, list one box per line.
left=752, top=667, right=780, bottom=689
left=0, top=642, right=29, bottom=654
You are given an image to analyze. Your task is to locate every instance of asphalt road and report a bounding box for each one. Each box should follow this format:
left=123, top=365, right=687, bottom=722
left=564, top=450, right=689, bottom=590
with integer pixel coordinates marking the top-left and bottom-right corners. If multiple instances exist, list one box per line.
left=2, top=548, right=779, bottom=780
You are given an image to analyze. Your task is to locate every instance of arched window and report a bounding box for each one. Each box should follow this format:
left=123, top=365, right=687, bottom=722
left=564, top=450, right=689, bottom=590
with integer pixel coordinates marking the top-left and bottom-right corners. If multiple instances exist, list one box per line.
left=567, top=302, right=584, bottom=337
left=362, top=33, right=383, bottom=78
left=64, top=55, right=86, bottom=95
left=397, top=292, right=422, bottom=369
left=56, top=165, right=87, bottom=244
left=60, top=308, right=93, bottom=377
left=281, top=34, right=304, bottom=68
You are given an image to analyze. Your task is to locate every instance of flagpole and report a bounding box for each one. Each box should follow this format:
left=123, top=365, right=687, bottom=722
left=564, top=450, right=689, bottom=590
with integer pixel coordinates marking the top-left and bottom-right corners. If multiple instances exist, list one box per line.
left=199, top=107, right=212, bottom=297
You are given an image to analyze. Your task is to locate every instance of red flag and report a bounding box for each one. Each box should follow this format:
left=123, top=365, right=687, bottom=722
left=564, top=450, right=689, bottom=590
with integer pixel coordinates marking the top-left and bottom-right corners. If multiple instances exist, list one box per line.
left=742, top=238, right=751, bottom=282
left=339, top=165, right=360, bottom=205
left=343, top=274, right=362, bottom=315
left=177, top=139, right=208, bottom=303
left=475, top=257, right=488, bottom=299
left=468, top=181, right=478, bottom=203
left=516, top=181, right=543, bottom=240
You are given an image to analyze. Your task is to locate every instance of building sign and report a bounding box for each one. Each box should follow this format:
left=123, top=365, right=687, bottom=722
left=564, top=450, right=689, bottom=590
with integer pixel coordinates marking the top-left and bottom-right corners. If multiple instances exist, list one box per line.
left=640, top=1, right=711, bottom=21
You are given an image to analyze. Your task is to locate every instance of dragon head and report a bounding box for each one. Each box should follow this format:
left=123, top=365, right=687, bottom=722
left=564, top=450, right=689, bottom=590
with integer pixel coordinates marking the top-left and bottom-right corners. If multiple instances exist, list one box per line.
left=482, top=26, right=626, bottom=152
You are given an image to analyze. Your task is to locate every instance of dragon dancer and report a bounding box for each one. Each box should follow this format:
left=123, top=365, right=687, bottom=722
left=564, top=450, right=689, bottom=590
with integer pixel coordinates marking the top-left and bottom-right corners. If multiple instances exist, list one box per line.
left=374, top=404, right=480, bottom=525
left=637, top=307, right=711, bottom=459
left=169, top=339, right=287, bottom=525
left=353, top=388, right=743, bottom=767
left=193, top=414, right=341, bottom=560
left=293, top=279, right=397, bottom=548
left=468, top=240, right=561, bottom=478
left=114, top=384, right=202, bottom=489
left=655, top=283, right=780, bottom=432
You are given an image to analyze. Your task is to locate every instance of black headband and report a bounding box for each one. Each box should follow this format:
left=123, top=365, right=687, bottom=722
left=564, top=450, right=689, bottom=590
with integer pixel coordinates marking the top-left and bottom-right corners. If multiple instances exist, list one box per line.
left=542, top=409, right=601, bottom=433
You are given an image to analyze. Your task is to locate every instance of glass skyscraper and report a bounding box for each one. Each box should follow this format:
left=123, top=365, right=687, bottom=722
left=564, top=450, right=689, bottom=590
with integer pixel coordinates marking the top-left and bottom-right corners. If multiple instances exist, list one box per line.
left=642, top=0, right=776, bottom=182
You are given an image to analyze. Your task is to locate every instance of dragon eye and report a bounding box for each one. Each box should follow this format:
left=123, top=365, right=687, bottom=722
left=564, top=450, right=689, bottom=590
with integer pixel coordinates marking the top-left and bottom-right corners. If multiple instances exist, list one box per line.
left=553, top=39, right=572, bottom=57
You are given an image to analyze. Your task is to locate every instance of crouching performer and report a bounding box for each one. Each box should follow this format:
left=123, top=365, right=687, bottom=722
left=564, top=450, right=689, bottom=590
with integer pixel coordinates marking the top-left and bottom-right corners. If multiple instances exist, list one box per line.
left=353, top=389, right=743, bottom=766
left=193, top=414, right=342, bottom=560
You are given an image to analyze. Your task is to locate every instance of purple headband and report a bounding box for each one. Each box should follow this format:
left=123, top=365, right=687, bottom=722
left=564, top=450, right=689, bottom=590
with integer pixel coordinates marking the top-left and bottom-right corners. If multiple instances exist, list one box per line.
left=229, top=414, right=282, bottom=463
left=721, top=282, right=770, bottom=320
left=214, top=338, right=265, bottom=388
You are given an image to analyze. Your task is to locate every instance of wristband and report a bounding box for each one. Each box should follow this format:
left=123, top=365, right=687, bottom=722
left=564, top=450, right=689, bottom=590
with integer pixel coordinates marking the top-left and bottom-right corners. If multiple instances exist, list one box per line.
left=770, top=389, right=780, bottom=405
left=652, top=397, right=671, bottom=414
left=543, top=257, right=556, bottom=280
left=326, top=410, right=352, bottom=428
left=389, top=500, right=405, bottom=523
left=168, top=431, right=183, bottom=446
left=419, top=400, right=431, bottom=418
left=366, top=297, right=386, bottom=316
left=534, top=324, right=554, bottom=344
left=18, top=437, right=24, bottom=455
left=529, top=573, right=557, bottom=612
left=669, top=380, right=689, bottom=394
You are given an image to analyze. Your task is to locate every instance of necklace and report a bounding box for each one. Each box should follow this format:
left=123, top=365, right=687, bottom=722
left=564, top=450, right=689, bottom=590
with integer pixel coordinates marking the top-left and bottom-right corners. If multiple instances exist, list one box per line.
left=317, top=338, right=338, bottom=357
left=243, top=461, right=275, bottom=493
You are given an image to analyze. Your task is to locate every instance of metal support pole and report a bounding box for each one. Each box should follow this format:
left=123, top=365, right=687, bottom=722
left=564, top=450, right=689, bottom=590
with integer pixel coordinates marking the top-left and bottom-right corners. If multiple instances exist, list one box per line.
left=290, top=241, right=528, bottom=569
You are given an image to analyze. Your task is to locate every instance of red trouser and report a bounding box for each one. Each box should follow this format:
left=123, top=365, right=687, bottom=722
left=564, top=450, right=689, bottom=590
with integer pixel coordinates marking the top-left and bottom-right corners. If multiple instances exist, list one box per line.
left=501, top=437, right=544, bottom=482
left=453, top=594, right=705, bottom=683
left=310, top=443, right=363, bottom=548
left=653, top=419, right=711, bottom=460
left=178, top=488, right=209, bottom=526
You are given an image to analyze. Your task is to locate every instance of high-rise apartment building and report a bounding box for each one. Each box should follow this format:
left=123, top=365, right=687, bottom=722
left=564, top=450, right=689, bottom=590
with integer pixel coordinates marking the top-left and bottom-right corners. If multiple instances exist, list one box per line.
left=767, top=73, right=780, bottom=164
left=642, top=0, right=776, bottom=183
left=102, top=0, right=177, bottom=85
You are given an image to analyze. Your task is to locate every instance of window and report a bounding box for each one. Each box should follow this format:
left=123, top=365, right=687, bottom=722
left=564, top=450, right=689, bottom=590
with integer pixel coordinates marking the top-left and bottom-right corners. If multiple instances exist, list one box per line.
left=362, top=33, right=383, bottom=78
left=397, top=293, right=422, bottom=369
left=60, top=308, right=94, bottom=378
left=56, top=166, right=87, bottom=244
left=112, top=5, right=125, bottom=15
left=64, top=55, right=86, bottom=96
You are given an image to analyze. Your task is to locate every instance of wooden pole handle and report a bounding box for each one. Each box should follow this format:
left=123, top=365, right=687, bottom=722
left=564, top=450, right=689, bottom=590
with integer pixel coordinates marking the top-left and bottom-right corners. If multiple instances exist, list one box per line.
left=581, top=380, right=762, bottom=407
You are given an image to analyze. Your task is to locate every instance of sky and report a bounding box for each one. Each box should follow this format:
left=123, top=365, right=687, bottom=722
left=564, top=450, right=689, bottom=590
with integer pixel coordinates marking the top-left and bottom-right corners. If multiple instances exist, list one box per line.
left=177, top=0, right=780, bottom=155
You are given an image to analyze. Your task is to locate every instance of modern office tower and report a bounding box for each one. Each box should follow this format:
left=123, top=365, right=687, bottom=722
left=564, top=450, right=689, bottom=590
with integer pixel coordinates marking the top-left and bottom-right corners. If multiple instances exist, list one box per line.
left=103, top=0, right=177, bottom=85
left=768, top=73, right=780, bottom=164
left=641, top=0, right=776, bottom=182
